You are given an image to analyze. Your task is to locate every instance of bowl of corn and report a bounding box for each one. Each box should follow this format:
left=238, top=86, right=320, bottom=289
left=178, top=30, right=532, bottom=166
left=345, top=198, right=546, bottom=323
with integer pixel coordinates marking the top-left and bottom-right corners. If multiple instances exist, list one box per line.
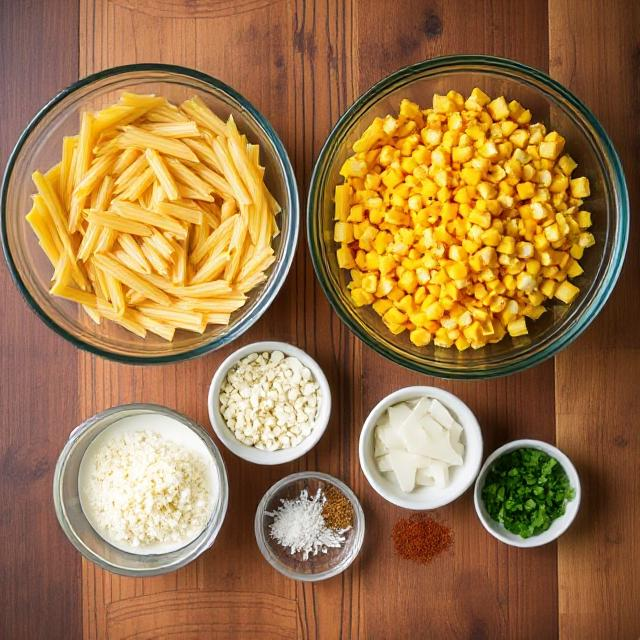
left=307, top=55, right=628, bottom=379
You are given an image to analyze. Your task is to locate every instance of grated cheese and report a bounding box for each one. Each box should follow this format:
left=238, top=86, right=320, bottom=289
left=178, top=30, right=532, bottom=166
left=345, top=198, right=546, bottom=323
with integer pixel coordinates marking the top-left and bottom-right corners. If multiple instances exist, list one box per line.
left=84, top=430, right=212, bottom=549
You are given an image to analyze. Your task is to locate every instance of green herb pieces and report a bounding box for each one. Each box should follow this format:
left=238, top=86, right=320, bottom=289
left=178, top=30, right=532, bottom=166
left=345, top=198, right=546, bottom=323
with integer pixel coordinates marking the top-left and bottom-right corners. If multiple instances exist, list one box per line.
left=481, top=447, right=575, bottom=538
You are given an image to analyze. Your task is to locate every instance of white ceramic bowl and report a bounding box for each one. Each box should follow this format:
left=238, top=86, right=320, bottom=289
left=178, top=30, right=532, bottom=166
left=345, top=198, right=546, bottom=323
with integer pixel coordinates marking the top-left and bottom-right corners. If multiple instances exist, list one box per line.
left=358, top=386, right=483, bottom=509
left=208, top=341, right=331, bottom=465
left=473, top=439, right=581, bottom=548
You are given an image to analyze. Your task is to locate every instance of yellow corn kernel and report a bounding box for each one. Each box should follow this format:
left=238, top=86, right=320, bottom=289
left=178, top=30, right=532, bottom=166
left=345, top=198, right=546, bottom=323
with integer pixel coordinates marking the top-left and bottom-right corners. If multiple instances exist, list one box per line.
left=507, top=317, right=528, bottom=337
left=487, top=96, right=509, bottom=121
left=334, top=184, right=351, bottom=220
left=558, top=154, right=577, bottom=176
left=423, top=301, right=443, bottom=320
left=550, top=173, right=569, bottom=193
left=340, top=157, right=368, bottom=178
left=460, top=167, right=482, bottom=186
left=554, top=280, right=579, bottom=304
left=466, top=87, right=491, bottom=108
left=539, top=279, right=556, bottom=298
left=410, top=327, right=432, bottom=347
left=496, top=235, right=515, bottom=255
left=570, top=244, right=584, bottom=260
left=334, top=221, right=354, bottom=243
left=570, top=176, right=590, bottom=198
left=433, top=94, right=457, bottom=114
left=372, top=298, right=392, bottom=316
left=452, top=146, right=473, bottom=163
left=398, top=270, right=418, bottom=293
left=337, top=246, right=355, bottom=269
left=351, top=287, right=373, bottom=307
left=578, top=232, right=595, bottom=248
left=576, top=210, right=592, bottom=229
left=539, top=136, right=565, bottom=160
left=566, top=259, right=584, bottom=278
left=361, top=273, right=378, bottom=294
left=516, top=181, right=535, bottom=200
left=347, top=204, right=365, bottom=223
left=383, top=307, right=407, bottom=325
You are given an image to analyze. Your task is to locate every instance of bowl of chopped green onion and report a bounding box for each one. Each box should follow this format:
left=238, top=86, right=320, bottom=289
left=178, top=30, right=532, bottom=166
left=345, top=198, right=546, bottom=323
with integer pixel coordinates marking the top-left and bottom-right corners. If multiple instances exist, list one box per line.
left=474, top=439, right=580, bottom=547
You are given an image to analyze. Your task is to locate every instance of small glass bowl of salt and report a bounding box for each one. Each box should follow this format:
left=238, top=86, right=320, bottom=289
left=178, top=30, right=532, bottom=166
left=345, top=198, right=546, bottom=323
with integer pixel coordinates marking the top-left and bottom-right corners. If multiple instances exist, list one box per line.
left=254, top=471, right=365, bottom=581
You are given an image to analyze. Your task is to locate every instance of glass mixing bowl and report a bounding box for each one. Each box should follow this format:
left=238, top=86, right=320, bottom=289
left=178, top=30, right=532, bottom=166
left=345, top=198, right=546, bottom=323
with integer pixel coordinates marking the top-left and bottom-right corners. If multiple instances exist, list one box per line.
left=2, top=64, right=299, bottom=363
left=53, top=403, right=229, bottom=577
left=307, top=55, right=628, bottom=379
left=255, top=472, right=365, bottom=582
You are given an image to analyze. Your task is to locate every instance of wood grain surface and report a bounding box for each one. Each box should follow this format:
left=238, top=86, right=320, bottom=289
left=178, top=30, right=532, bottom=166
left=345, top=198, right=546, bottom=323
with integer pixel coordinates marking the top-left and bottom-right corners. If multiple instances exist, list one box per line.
left=1, top=1, right=638, bottom=639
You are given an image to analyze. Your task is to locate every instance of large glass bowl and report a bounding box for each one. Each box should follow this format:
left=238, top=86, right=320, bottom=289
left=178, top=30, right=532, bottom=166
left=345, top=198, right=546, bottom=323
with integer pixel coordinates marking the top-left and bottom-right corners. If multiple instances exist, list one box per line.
left=53, top=403, right=229, bottom=577
left=307, top=55, right=628, bottom=379
left=1, top=64, right=299, bottom=363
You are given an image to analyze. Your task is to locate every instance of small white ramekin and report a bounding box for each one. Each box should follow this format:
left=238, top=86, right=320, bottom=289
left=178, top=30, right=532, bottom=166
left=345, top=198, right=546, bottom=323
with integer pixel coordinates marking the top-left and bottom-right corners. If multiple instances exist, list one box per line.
left=474, top=439, right=581, bottom=548
left=208, top=341, right=331, bottom=465
left=358, top=386, right=483, bottom=510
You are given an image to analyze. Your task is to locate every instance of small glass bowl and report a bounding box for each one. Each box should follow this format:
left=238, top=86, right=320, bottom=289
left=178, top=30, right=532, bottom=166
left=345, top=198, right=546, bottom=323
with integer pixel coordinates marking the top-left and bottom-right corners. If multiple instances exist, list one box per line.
left=307, top=55, right=629, bottom=379
left=255, top=472, right=365, bottom=582
left=2, top=63, right=299, bottom=364
left=53, top=403, right=229, bottom=576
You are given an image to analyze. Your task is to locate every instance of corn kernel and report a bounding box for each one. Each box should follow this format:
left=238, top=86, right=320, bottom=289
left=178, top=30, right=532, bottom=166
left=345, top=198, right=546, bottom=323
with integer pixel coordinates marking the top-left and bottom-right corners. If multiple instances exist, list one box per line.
left=487, top=96, right=509, bottom=121
left=337, top=246, right=355, bottom=269
left=516, top=181, right=535, bottom=199
left=507, top=317, right=528, bottom=337
left=554, top=281, right=579, bottom=304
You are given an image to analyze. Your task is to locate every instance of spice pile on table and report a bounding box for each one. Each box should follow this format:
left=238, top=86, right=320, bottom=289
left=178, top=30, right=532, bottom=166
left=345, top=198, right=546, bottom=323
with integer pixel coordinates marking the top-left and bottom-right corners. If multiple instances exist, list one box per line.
left=267, top=486, right=352, bottom=560
left=392, top=514, right=453, bottom=564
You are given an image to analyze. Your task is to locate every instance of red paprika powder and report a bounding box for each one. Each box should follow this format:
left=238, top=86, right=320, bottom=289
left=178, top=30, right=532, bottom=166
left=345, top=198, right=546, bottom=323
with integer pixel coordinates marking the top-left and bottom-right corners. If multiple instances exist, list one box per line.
left=392, top=514, right=453, bottom=564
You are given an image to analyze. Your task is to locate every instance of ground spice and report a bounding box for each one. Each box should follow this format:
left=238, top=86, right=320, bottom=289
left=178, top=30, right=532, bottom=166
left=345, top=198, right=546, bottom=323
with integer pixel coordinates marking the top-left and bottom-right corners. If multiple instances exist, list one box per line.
left=322, top=486, right=354, bottom=530
left=391, top=514, right=453, bottom=564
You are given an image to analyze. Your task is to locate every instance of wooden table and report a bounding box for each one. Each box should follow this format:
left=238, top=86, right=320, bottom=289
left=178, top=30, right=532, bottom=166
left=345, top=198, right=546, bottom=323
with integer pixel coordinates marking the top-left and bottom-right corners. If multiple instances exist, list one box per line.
left=1, top=1, right=638, bottom=638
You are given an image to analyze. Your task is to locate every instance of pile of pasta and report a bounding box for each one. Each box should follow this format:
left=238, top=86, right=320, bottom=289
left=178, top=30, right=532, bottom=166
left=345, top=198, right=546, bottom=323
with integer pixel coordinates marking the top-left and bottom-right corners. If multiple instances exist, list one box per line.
left=26, top=92, right=280, bottom=341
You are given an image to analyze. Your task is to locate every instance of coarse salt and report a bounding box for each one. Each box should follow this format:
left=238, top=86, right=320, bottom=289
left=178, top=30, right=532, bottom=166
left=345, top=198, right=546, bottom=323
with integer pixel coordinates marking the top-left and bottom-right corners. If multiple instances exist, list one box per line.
left=266, top=488, right=347, bottom=560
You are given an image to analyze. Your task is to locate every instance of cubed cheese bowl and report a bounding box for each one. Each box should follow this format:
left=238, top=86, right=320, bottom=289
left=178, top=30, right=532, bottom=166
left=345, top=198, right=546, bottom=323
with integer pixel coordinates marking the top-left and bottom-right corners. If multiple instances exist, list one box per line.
left=359, top=386, right=483, bottom=509
left=208, top=341, right=331, bottom=465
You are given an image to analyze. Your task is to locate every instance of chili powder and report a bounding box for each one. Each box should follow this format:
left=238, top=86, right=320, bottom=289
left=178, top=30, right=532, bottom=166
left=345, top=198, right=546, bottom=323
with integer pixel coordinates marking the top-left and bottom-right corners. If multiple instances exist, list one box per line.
left=392, top=514, right=453, bottom=564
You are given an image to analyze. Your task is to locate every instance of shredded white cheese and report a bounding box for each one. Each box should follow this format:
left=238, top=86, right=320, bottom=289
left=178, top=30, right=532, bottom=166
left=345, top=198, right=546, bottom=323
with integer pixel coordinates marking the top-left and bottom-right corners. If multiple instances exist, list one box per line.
left=266, top=488, right=346, bottom=560
left=85, top=430, right=212, bottom=549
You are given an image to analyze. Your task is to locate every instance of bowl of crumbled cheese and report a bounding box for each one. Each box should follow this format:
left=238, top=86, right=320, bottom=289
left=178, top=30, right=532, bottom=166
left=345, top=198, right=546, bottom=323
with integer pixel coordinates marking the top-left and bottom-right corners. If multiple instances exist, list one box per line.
left=53, top=403, right=228, bottom=576
left=208, top=341, right=331, bottom=464
left=255, top=471, right=365, bottom=581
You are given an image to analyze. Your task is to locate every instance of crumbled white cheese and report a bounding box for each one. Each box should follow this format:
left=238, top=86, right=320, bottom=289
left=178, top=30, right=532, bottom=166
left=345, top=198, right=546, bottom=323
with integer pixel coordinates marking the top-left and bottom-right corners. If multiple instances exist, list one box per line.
left=219, top=351, right=320, bottom=450
left=85, top=430, right=212, bottom=548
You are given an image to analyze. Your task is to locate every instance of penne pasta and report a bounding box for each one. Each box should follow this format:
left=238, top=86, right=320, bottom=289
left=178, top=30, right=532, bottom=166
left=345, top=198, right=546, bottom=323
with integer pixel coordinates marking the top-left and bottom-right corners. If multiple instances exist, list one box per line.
left=87, top=211, right=153, bottom=236
left=155, top=200, right=203, bottom=225
left=25, top=91, right=280, bottom=341
left=111, top=200, right=187, bottom=238
left=145, top=149, right=180, bottom=201
left=93, top=254, right=171, bottom=306
left=117, top=126, right=198, bottom=162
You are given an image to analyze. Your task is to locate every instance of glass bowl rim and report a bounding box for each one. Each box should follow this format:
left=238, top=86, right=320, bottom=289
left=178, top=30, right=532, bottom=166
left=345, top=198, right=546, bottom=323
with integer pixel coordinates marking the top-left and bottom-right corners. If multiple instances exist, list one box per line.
left=306, top=54, right=629, bottom=379
left=52, top=402, right=229, bottom=577
left=1, top=62, right=300, bottom=364
left=254, top=470, right=366, bottom=582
